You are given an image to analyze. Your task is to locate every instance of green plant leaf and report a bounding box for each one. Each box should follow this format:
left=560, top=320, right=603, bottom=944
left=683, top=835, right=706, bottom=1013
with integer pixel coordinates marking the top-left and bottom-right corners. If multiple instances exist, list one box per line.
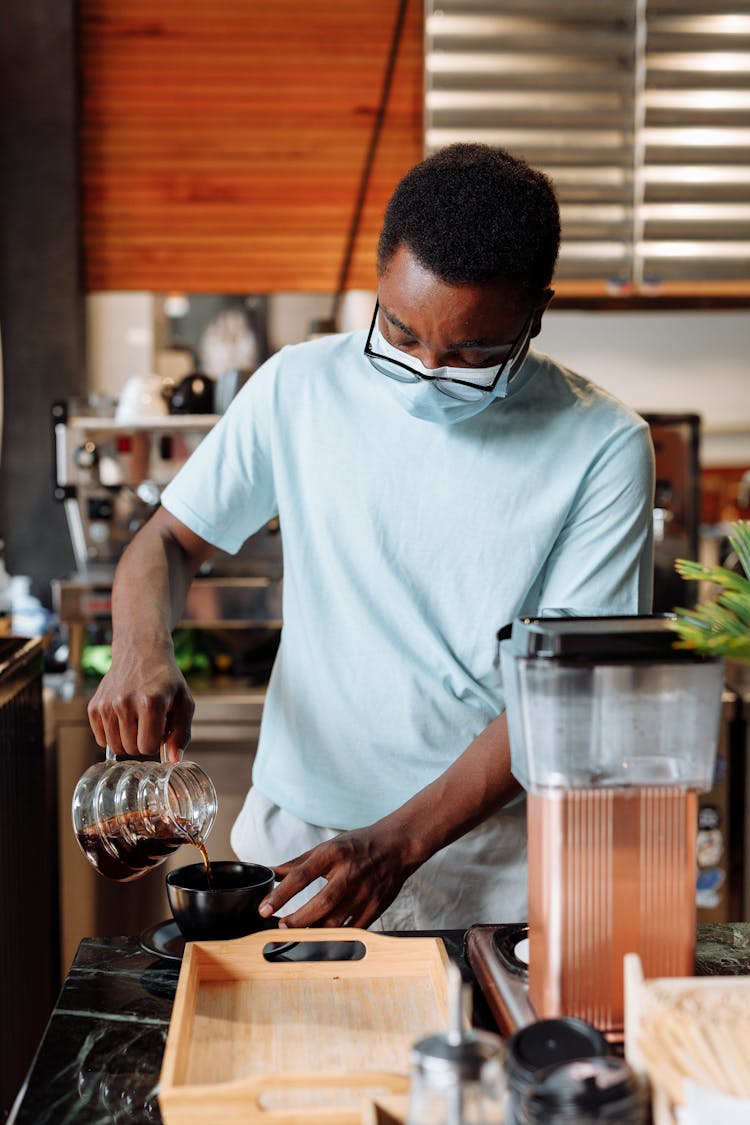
left=674, top=559, right=750, bottom=597
left=670, top=519, right=750, bottom=662
left=729, top=520, right=750, bottom=577
left=718, top=590, right=750, bottom=630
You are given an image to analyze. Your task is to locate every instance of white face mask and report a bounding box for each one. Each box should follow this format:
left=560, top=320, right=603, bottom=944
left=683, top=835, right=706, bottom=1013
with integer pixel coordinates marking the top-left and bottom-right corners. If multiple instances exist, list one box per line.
left=371, top=325, right=524, bottom=425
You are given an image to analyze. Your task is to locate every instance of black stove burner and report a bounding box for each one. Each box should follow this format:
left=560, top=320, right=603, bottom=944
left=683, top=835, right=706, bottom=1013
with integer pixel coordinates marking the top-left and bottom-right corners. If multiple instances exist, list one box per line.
left=492, top=923, right=529, bottom=980
left=465, top=923, right=536, bottom=1037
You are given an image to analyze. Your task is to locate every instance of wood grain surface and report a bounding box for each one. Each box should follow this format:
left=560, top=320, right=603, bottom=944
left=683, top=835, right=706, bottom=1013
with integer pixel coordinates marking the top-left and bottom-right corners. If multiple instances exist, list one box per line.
left=78, top=0, right=423, bottom=293
left=158, top=928, right=450, bottom=1125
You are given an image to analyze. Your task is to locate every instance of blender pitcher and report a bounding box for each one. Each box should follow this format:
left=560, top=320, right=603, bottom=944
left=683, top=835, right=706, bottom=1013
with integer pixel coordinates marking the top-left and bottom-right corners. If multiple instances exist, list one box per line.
left=499, top=615, right=724, bottom=1035
left=72, top=745, right=218, bottom=882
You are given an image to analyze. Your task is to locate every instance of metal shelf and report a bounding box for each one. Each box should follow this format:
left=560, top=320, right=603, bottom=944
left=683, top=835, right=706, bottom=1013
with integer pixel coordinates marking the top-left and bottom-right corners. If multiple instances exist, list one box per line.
left=64, top=414, right=221, bottom=433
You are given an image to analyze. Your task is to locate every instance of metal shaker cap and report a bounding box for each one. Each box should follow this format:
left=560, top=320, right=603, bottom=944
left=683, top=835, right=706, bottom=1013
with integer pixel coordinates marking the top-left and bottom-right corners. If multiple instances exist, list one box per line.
left=412, top=960, right=504, bottom=1084
left=411, top=1028, right=504, bottom=1083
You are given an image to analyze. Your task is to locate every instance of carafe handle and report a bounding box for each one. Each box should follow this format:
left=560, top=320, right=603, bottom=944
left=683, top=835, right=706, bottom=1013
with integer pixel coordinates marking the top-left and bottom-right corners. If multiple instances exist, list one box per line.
left=104, top=744, right=169, bottom=762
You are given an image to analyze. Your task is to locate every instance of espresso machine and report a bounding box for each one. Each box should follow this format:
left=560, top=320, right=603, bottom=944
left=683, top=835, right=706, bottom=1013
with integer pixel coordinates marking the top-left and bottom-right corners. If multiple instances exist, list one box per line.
left=50, top=397, right=283, bottom=671
left=467, top=615, right=724, bottom=1042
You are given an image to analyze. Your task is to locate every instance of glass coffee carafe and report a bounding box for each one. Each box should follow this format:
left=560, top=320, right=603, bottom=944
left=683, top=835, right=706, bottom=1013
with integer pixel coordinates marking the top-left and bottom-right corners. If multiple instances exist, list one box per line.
left=72, top=745, right=218, bottom=882
left=499, top=615, right=724, bottom=1035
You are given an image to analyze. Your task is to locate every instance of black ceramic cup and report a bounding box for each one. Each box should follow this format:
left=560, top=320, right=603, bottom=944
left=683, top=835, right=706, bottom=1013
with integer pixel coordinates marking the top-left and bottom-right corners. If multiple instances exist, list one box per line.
left=166, top=860, right=276, bottom=941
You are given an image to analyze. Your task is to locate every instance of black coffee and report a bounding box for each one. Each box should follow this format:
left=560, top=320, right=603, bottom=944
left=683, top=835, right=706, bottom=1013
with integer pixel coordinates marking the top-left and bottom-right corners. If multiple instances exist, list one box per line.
left=77, top=811, right=211, bottom=883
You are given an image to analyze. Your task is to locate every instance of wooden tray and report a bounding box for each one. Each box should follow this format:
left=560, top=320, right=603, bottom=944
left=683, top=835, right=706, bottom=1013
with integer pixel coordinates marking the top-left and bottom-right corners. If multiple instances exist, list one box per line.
left=158, top=928, right=451, bottom=1125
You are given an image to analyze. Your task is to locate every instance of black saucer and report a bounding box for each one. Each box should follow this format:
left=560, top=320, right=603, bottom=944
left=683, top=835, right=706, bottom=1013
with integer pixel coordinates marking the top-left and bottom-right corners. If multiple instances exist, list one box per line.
left=139, top=920, right=296, bottom=963
left=138, top=919, right=364, bottom=963
left=139, top=920, right=185, bottom=963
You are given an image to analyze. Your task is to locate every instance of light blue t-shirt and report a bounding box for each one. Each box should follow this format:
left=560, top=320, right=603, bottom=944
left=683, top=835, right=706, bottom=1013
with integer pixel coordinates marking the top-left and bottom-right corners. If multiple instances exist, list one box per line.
left=161, top=331, right=654, bottom=830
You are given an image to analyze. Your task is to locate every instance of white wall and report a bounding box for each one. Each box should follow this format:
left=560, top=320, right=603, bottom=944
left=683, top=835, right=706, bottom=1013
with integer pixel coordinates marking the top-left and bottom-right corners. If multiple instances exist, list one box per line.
left=537, top=310, right=750, bottom=467
left=86, top=292, right=155, bottom=398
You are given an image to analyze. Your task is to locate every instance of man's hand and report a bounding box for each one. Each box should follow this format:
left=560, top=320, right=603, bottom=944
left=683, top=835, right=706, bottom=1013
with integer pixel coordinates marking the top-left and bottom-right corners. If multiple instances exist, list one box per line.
left=257, top=712, right=521, bottom=929
left=258, top=824, right=415, bottom=929
left=87, top=641, right=194, bottom=762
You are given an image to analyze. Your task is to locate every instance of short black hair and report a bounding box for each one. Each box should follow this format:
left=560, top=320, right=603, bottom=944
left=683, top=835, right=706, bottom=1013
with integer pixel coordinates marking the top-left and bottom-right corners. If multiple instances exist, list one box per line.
left=377, top=143, right=560, bottom=299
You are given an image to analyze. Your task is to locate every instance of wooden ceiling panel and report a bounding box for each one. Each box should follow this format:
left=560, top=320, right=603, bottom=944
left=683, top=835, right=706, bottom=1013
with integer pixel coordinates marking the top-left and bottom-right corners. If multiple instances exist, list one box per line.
left=79, top=0, right=424, bottom=292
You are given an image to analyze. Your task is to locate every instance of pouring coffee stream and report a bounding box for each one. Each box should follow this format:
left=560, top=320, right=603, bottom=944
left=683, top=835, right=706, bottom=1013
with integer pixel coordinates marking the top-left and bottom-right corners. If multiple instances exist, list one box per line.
left=72, top=744, right=218, bottom=884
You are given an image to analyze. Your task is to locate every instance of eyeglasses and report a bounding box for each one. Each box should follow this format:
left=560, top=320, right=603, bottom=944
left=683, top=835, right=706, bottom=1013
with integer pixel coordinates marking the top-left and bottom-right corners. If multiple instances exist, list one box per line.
left=364, top=301, right=534, bottom=403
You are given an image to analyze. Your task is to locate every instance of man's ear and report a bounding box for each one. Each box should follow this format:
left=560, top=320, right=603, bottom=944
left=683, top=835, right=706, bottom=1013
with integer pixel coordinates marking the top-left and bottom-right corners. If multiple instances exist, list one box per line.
left=530, top=288, right=555, bottom=338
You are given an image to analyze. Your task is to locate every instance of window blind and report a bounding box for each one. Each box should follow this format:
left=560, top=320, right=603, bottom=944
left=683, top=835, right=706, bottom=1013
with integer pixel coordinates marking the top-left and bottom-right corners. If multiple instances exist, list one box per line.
left=425, top=0, right=750, bottom=294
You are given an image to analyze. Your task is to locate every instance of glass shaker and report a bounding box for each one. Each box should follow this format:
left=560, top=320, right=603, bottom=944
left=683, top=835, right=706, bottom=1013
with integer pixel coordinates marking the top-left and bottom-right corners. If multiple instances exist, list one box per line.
left=407, top=962, right=505, bottom=1125
left=519, top=1055, right=647, bottom=1123
left=72, top=745, right=218, bottom=882
left=505, top=1017, right=608, bottom=1125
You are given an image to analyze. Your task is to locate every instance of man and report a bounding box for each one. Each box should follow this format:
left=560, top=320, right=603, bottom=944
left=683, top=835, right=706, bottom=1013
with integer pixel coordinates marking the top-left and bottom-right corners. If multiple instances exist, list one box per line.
left=88, top=144, right=654, bottom=930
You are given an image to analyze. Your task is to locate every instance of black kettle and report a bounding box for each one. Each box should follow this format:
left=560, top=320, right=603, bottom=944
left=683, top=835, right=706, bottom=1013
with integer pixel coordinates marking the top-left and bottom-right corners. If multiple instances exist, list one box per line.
left=168, top=373, right=215, bottom=415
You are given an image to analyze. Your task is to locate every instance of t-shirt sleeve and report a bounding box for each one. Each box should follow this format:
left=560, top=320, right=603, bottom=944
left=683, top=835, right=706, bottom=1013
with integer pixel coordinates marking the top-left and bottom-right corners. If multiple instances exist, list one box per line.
left=160, top=352, right=280, bottom=554
left=537, top=419, right=655, bottom=616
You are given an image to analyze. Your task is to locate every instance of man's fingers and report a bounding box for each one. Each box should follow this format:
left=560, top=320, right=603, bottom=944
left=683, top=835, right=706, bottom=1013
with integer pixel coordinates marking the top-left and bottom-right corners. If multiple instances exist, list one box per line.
left=280, top=898, right=360, bottom=930
left=162, top=737, right=182, bottom=764
left=268, top=868, right=374, bottom=930
left=167, top=690, right=195, bottom=759
left=278, top=878, right=378, bottom=930
left=87, top=701, right=107, bottom=749
left=258, top=833, right=399, bottom=929
left=98, top=699, right=139, bottom=756
left=88, top=680, right=194, bottom=761
left=259, top=862, right=330, bottom=918
left=271, top=850, right=315, bottom=880
left=136, top=696, right=169, bottom=757
left=276, top=887, right=346, bottom=930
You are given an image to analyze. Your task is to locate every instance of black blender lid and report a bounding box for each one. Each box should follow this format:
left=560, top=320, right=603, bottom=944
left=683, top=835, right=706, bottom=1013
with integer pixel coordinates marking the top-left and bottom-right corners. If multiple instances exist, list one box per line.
left=497, top=613, right=719, bottom=662
left=506, top=1017, right=608, bottom=1085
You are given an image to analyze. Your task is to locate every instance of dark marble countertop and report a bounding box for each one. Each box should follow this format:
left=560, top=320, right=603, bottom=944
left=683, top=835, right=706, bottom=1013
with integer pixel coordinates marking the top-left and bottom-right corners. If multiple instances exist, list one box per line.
left=8, top=930, right=471, bottom=1125
left=9, top=938, right=179, bottom=1124
left=10, top=924, right=750, bottom=1124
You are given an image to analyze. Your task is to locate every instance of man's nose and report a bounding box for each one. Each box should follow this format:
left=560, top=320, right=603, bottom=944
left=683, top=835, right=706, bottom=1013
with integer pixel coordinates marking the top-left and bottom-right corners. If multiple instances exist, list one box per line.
left=413, top=344, right=442, bottom=370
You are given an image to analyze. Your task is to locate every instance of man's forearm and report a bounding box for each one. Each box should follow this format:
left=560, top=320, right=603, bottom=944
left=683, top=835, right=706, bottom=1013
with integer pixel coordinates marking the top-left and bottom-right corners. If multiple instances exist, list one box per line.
left=379, top=711, right=521, bottom=871
left=260, top=711, right=521, bottom=929
left=109, top=509, right=210, bottom=654
left=111, top=525, right=188, bottom=651
left=88, top=509, right=216, bottom=757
